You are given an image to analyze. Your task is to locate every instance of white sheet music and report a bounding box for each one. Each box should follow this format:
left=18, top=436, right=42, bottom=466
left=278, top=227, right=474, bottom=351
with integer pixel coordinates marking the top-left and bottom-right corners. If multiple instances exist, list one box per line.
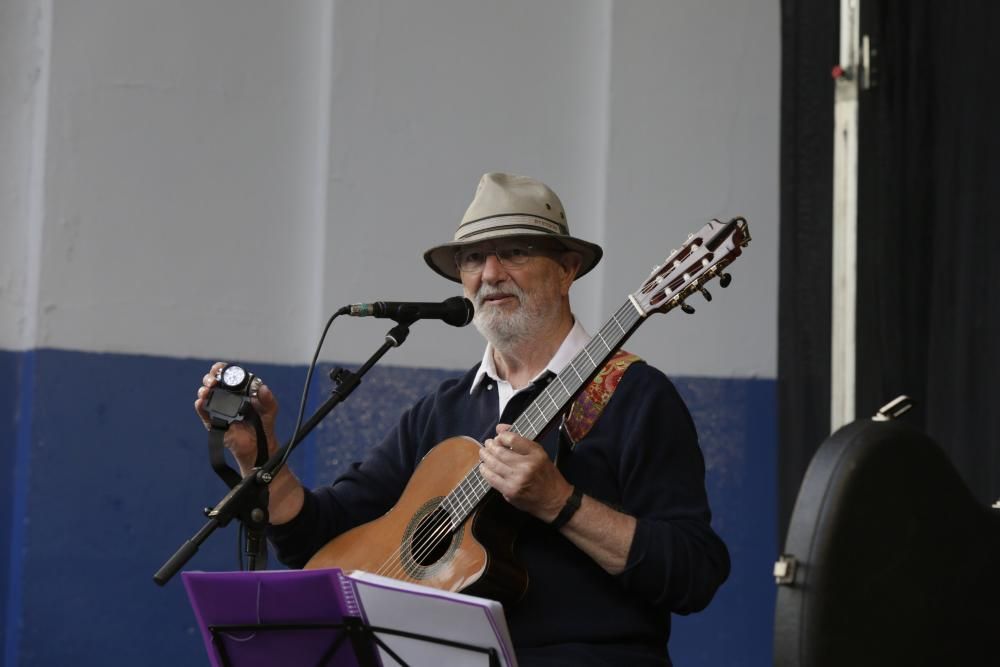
left=347, top=571, right=518, bottom=667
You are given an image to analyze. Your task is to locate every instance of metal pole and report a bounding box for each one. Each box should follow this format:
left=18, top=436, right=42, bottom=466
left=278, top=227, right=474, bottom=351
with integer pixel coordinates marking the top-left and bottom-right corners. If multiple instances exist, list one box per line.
left=831, top=0, right=861, bottom=431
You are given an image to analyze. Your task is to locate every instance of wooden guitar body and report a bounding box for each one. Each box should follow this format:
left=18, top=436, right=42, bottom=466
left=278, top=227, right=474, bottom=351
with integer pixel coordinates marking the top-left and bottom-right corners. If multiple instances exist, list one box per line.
left=303, top=436, right=528, bottom=605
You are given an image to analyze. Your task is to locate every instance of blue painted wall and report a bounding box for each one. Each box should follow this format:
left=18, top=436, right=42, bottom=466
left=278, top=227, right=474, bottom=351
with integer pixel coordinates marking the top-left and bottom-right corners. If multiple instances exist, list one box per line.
left=1, top=350, right=20, bottom=663
left=670, top=377, right=778, bottom=664
left=1, top=349, right=775, bottom=666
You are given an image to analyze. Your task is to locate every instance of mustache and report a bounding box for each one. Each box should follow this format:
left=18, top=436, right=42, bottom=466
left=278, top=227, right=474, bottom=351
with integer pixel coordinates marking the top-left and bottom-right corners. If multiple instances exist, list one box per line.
left=473, top=283, right=524, bottom=308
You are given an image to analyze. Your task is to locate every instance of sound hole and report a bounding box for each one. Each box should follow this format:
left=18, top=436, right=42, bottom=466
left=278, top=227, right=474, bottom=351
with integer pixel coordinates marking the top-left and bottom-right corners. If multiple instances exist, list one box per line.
left=400, top=496, right=463, bottom=579
left=410, top=508, right=453, bottom=566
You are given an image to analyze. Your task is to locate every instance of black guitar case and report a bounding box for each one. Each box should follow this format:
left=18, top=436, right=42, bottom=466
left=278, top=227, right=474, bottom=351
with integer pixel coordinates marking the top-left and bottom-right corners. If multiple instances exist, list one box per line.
left=774, top=409, right=1000, bottom=666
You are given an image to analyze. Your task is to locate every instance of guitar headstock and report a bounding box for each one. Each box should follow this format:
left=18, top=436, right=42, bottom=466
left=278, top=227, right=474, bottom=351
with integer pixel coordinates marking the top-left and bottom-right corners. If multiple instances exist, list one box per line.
left=630, top=217, right=750, bottom=316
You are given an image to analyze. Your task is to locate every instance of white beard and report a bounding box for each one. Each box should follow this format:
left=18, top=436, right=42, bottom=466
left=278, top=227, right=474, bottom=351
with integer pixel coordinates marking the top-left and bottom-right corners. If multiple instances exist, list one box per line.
left=468, top=281, right=562, bottom=352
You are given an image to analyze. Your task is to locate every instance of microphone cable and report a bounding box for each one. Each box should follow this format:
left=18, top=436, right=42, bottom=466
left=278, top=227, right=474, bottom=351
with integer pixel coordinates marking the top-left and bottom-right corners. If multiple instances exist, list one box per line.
left=266, top=306, right=349, bottom=478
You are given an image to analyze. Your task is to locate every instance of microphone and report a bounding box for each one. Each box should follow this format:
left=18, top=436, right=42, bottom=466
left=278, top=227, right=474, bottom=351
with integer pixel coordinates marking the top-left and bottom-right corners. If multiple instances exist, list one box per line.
left=348, top=296, right=474, bottom=327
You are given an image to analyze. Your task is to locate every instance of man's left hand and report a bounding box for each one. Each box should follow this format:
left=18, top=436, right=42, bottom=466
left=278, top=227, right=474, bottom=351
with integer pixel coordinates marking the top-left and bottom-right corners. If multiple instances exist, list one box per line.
left=479, top=424, right=574, bottom=523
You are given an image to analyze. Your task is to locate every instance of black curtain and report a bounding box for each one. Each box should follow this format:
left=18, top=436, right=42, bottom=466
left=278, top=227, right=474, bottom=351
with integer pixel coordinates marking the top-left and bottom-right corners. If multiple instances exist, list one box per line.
left=780, top=0, right=1000, bottom=537
left=855, top=1, right=1000, bottom=504
left=777, top=0, right=837, bottom=540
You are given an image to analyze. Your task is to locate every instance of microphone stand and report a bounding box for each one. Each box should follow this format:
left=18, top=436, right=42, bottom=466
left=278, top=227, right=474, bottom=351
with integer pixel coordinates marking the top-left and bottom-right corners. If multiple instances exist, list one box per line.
left=154, top=320, right=413, bottom=586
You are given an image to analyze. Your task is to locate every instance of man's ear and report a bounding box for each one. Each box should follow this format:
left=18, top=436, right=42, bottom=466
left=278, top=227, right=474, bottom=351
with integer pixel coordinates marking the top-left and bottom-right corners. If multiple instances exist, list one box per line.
left=558, top=251, right=582, bottom=292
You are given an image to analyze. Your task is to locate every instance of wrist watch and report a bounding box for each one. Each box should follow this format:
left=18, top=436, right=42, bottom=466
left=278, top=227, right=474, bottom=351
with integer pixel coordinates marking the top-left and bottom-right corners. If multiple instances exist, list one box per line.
left=205, top=365, right=263, bottom=429
left=216, top=364, right=262, bottom=397
left=550, top=487, right=583, bottom=530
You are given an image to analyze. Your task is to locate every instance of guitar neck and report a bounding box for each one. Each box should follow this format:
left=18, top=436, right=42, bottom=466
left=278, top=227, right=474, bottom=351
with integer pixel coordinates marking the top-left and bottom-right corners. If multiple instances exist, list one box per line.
left=441, top=299, right=646, bottom=522
left=509, top=300, right=645, bottom=441
left=440, top=216, right=750, bottom=536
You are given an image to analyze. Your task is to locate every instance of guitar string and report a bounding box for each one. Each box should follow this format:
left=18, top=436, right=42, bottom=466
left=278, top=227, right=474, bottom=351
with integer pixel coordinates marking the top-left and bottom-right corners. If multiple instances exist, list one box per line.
left=368, top=376, right=567, bottom=580
left=366, top=302, right=641, bottom=582
left=367, top=460, right=482, bottom=580
left=365, top=404, right=551, bottom=578
left=371, top=434, right=523, bottom=581
left=373, top=237, right=740, bottom=579
left=370, top=416, right=548, bottom=582
left=369, top=304, right=638, bottom=581
left=373, top=373, right=573, bottom=580
left=372, top=305, right=637, bottom=581
left=388, top=464, right=496, bottom=581
left=348, top=232, right=735, bottom=581
left=370, top=462, right=490, bottom=580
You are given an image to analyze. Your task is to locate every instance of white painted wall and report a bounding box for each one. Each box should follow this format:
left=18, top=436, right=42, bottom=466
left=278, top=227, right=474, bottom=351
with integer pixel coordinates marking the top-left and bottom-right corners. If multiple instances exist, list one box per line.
left=34, top=1, right=331, bottom=363
left=317, top=0, right=613, bottom=369
left=603, top=0, right=779, bottom=377
left=0, top=0, right=779, bottom=378
left=0, top=0, right=48, bottom=350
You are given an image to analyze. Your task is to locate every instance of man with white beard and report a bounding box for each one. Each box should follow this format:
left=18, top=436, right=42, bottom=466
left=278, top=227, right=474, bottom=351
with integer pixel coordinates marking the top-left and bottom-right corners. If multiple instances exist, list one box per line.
left=194, top=172, right=729, bottom=666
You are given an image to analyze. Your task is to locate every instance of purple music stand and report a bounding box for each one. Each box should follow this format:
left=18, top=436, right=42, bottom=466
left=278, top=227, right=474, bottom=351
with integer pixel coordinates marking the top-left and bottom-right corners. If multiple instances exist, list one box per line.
left=183, top=569, right=378, bottom=667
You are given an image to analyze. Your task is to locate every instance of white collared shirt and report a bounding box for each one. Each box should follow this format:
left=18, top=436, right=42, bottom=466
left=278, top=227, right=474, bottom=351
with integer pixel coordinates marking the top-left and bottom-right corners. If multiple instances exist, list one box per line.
left=470, top=319, right=592, bottom=416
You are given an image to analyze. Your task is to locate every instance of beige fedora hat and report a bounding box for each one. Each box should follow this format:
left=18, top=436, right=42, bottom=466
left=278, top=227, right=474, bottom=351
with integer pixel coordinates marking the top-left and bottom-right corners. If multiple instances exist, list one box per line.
left=424, top=172, right=603, bottom=282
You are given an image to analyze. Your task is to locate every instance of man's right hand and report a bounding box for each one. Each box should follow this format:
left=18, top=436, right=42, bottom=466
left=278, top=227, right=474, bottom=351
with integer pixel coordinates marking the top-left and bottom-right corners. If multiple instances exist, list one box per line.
left=194, top=361, right=280, bottom=475
left=193, top=361, right=306, bottom=524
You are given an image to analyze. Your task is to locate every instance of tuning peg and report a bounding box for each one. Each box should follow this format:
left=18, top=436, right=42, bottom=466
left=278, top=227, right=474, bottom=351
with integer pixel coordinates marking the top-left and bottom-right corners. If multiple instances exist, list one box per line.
left=699, top=287, right=712, bottom=302
left=681, top=302, right=696, bottom=314
left=719, top=272, right=732, bottom=288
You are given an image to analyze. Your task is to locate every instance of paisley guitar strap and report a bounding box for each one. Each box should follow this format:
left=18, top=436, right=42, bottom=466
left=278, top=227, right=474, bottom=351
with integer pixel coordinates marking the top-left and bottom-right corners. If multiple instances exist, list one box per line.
left=561, top=349, right=642, bottom=450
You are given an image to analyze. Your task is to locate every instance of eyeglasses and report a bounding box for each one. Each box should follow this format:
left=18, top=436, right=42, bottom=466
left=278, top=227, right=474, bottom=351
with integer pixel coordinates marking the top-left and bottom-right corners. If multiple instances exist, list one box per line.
left=454, top=242, right=559, bottom=273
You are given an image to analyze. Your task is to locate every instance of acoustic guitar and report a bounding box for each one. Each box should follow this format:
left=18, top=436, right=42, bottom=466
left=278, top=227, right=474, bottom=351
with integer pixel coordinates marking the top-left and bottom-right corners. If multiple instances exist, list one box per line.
left=304, top=217, right=751, bottom=604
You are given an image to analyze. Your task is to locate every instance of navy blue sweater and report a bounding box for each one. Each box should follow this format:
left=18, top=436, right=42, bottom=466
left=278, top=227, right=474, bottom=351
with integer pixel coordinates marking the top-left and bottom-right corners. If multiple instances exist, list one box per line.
left=269, top=361, right=730, bottom=665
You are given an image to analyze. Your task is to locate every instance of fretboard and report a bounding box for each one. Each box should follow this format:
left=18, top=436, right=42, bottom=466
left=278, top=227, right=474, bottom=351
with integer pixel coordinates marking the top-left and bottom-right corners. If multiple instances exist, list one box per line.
left=439, top=299, right=645, bottom=527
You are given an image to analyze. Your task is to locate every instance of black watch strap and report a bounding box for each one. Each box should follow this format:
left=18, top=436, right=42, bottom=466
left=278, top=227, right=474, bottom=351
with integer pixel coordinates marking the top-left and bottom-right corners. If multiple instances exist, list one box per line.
left=550, top=487, right=583, bottom=530
left=209, top=427, right=242, bottom=489
left=208, top=408, right=269, bottom=490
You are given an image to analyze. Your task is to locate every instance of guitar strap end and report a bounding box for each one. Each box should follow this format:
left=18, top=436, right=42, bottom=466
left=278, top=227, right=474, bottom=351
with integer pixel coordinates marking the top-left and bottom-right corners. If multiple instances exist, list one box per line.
left=561, top=350, right=642, bottom=451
